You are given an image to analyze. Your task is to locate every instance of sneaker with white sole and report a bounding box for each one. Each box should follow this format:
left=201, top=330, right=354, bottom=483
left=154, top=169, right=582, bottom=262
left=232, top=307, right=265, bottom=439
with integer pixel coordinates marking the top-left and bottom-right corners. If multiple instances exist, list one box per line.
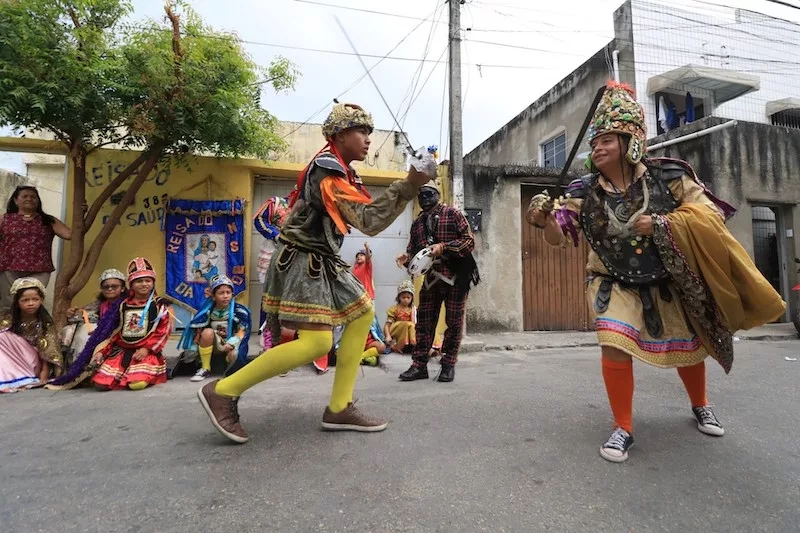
left=321, top=401, right=388, bottom=432
left=692, top=405, right=725, bottom=436
left=190, top=368, right=211, bottom=382
left=600, top=427, right=634, bottom=463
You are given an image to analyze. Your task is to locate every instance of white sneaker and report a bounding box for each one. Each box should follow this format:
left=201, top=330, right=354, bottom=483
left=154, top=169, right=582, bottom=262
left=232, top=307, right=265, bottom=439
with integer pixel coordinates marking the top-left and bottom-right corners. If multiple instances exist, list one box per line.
left=190, top=368, right=211, bottom=382
left=600, top=427, right=634, bottom=463
left=692, top=406, right=725, bottom=436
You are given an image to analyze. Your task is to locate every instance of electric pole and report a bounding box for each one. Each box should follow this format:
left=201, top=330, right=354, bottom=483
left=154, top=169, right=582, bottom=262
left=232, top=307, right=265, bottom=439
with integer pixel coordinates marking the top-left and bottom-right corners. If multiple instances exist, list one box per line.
left=448, top=0, right=465, bottom=211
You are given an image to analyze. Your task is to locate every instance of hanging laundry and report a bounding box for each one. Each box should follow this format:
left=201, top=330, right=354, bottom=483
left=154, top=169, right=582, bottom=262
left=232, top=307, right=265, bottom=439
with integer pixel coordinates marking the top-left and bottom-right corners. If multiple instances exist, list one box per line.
left=667, top=101, right=680, bottom=130
left=685, top=92, right=696, bottom=123
left=658, top=96, right=669, bottom=133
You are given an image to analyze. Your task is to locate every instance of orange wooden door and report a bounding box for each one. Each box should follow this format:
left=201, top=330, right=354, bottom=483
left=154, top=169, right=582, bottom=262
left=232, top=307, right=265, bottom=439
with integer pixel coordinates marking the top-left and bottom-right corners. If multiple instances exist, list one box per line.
left=520, top=185, right=592, bottom=331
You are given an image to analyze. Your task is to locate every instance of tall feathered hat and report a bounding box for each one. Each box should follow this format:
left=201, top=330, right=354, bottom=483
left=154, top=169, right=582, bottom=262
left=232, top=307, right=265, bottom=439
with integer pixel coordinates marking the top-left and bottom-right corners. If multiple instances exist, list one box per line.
left=10, top=277, right=46, bottom=297
left=587, top=81, right=647, bottom=165
left=322, top=103, right=374, bottom=139
left=127, top=257, right=156, bottom=282
left=397, top=279, right=415, bottom=296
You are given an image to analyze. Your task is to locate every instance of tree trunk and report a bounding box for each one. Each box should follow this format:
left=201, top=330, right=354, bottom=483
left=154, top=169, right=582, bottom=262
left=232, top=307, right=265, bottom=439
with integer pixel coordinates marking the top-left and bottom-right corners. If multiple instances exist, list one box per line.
left=52, top=146, right=87, bottom=332
left=51, top=145, right=163, bottom=333
left=68, top=148, right=164, bottom=296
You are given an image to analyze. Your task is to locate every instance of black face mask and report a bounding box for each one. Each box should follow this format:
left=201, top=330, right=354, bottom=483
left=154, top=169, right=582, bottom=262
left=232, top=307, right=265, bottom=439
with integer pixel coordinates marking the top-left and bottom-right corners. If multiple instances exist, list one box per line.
left=418, top=188, right=439, bottom=211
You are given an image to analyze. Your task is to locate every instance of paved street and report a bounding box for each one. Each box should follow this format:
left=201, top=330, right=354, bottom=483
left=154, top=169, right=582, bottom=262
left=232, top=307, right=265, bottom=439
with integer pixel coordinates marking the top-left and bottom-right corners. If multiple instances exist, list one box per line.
left=2, top=340, right=799, bottom=533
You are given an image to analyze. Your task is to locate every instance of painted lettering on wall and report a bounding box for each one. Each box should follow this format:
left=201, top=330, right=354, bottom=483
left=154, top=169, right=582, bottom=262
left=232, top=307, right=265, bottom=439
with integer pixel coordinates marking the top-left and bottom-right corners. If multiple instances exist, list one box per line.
left=101, top=194, right=169, bottom=227
left=87, top=160, right=170, bottom=188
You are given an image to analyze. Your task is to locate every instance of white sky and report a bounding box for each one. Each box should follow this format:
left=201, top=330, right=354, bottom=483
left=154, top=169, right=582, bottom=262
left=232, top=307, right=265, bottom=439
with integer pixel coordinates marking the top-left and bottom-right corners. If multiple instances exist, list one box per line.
left=2, top=0, right=800, bottom=173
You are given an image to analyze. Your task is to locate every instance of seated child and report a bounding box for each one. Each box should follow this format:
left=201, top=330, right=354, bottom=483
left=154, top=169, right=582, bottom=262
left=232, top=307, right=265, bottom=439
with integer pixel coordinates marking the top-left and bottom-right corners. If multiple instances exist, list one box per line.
left=180, top=274, right=251, bottom=382
left=384, top=280, right=416, bottom=354
left=90, top=257, right=173, bottom=391
left=0, top=278, right=62, bottom=392
left=61, top=269, right=126, bottom=361
left=361, top=316, right=387, bottom=367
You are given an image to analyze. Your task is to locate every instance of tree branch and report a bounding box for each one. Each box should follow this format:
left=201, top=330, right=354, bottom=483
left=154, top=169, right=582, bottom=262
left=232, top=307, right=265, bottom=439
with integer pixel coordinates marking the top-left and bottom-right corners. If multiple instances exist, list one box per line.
left=67, top=8, right=81, bottom=28
left=68, top=146, right=164, bottom=296
left=82, top=149, right=151, bottom=231
left=86, top=131, right=134, bottom=154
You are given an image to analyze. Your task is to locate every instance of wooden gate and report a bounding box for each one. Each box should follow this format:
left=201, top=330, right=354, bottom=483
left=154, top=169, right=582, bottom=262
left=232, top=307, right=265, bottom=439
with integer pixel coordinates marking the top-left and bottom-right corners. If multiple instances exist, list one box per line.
left=521, top=185, right=592, bottom=331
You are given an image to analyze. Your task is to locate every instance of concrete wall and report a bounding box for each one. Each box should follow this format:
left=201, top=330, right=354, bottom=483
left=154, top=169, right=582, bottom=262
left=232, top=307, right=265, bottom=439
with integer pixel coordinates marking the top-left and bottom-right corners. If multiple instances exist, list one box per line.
left=463, top=167, right=523, bottom=332
left=629, top=0, right=800, bottom=135
left=648, top=117, right=800, bottom=315
left=1, top=159, right=66, bottom=308
left=464, top=165, right=574, bottom=332
left=464, top=43, right=623, bottom=169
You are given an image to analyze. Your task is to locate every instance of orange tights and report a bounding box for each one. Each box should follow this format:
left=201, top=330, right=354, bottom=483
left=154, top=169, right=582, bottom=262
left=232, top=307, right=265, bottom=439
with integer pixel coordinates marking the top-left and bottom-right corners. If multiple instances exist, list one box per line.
left=601, top=355, right=707, bottom=434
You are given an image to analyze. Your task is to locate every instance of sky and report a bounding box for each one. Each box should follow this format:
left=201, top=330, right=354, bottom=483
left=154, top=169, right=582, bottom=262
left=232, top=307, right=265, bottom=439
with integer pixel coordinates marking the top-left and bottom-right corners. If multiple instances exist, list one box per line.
left=3, top=0, right=800, bottom=173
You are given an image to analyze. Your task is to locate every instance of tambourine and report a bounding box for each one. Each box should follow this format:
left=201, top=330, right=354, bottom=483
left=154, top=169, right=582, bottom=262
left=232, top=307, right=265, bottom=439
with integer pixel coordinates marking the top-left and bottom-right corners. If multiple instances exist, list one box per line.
left=407, top=247, right=434, bottom=277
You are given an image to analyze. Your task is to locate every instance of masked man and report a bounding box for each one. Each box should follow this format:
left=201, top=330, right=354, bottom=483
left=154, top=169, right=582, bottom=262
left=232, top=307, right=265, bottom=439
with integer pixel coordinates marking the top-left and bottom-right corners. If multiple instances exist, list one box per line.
left=396, top=179, right=479, bottom=383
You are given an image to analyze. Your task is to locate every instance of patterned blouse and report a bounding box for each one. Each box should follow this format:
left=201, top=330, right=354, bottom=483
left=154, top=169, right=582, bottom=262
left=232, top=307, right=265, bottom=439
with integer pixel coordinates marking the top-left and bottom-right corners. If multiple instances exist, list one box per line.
left=0, top=213, right=56, bottom=272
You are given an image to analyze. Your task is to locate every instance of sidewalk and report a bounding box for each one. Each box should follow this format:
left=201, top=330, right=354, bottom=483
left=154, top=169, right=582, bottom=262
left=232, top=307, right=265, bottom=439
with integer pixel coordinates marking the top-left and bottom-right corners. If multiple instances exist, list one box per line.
left=162, top=323, right=798, bottom=363
left=459, top=322, right=799, bottom=353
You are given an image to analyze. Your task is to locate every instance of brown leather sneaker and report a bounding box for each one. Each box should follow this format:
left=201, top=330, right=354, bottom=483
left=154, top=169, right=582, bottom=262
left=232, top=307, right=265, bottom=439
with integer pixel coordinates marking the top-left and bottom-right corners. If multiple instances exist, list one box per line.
left=197, top=380, right=249, bottom=443
left=321, top=401, right=388, bottom=432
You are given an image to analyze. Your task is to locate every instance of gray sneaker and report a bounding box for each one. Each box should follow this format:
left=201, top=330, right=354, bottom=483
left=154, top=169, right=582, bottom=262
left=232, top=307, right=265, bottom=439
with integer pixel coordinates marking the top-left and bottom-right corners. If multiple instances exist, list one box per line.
left=197, top=380, right=249, bottom=443
left=321, top=401, right=388, bottom=432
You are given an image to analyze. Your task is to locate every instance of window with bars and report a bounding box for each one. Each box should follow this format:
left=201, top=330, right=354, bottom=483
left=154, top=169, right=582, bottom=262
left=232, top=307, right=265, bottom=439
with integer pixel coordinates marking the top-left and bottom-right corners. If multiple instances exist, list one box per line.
left=770, top=110, right=800, bottom=130
left=541, top=133, right=567, bottom=168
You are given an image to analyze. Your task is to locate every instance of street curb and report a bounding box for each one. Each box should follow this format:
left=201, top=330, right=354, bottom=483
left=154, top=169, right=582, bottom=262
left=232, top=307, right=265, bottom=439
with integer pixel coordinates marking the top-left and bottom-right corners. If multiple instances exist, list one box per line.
left=458, top=332, right=798, bottom=354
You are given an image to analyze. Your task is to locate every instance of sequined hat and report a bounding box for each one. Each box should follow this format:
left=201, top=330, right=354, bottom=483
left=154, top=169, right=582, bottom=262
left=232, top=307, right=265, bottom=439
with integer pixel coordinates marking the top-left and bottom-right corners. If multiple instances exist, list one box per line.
left=322, top=103, right=374, bottom=139
left=397, top=279, right=414, bottom=296
left=10, top=277, right=46, bottom=297
left=587, top=81, right=647, bottom=165
left=209, top=274, right=234, bottom=292
left=127, top=257, right=156, bottom=283
left=99, top=269, right=126, bottom=284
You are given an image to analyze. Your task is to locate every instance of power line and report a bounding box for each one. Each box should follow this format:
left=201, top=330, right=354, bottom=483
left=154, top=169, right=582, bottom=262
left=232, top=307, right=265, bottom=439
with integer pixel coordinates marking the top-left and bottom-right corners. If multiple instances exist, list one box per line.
left=292, top=0, right=446, bottom=23
left=279, top=5, right=444, bottom=138
left=763, top=0, right=800, bottom=10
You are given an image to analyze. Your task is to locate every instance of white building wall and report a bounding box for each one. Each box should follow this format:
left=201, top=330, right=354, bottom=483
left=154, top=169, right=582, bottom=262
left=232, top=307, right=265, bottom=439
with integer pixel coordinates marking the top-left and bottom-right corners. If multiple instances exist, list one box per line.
left=627, top=0, right=800, bottom=135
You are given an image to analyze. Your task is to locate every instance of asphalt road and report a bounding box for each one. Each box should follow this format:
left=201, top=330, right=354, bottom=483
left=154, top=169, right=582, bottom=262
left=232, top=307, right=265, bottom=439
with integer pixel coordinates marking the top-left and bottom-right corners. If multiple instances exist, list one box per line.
left=2, top=341, right=799, bottom=533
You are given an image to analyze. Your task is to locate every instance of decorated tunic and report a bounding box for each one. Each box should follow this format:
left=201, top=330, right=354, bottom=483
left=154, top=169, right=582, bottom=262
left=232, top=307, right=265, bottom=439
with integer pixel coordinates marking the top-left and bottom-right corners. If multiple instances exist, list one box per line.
left=547, top=159, right=784, bottom=371
left=0, top=312, right=61, bottom=366
left=91, top=297, right=172, bottom=389
left=182, top=303, right=251, bottom=360
left=262, top=152, right=416, bottom=335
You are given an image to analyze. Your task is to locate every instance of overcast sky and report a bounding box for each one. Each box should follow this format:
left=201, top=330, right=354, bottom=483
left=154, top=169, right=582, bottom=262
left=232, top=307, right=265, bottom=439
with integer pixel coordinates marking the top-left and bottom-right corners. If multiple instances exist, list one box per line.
left=3, top=0, right=799, bottom=173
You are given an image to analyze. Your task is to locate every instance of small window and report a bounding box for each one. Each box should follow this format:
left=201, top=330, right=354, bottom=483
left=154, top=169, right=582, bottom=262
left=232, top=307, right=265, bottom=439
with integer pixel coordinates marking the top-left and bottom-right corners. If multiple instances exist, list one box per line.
left=541, top=133, right=567, bottom=168
left=771, top=110, right=800, bottom=129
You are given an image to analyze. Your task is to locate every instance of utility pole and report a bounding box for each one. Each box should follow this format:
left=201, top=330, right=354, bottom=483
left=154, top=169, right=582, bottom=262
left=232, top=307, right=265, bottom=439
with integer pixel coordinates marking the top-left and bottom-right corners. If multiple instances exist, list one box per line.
left=448, top=0, right=465, bottom=211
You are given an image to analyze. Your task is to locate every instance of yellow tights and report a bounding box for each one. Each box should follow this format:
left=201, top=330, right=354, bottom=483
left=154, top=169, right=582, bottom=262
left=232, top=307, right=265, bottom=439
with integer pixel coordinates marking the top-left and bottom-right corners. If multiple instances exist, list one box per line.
left=198, top=345, right=213, bottom=371
left=215, top=310, right=373, bottom=413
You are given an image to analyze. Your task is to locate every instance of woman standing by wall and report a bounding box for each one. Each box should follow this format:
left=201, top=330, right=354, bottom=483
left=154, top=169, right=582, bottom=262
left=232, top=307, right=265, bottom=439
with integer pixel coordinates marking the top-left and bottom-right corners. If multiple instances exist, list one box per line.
left=0, top=186, right=78, bottom=308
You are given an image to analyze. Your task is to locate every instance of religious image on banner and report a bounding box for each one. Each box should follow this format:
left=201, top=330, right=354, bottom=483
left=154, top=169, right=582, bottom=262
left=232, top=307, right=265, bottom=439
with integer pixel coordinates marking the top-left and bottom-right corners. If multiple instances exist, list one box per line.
left=186, top=233, right=228, bottom=284
left=165, top=199, right=246, bottom=311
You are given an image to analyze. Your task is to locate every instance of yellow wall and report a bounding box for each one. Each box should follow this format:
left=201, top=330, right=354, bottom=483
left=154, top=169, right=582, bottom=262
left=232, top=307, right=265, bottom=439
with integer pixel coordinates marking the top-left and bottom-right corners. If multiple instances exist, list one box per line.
left=64, top=151, right=256, bottom=312
left=59, top=147, right=407, bottom=314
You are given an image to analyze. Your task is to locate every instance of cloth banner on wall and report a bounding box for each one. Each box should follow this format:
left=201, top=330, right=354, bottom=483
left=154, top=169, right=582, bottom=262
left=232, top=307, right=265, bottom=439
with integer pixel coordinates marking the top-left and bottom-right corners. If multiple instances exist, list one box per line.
left=165, top=199, right=246, bottom=312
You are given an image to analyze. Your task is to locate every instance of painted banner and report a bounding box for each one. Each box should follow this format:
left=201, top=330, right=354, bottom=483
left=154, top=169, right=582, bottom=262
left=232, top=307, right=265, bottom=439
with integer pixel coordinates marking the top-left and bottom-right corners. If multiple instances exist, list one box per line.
left=165, top=199, right=246, bottom=312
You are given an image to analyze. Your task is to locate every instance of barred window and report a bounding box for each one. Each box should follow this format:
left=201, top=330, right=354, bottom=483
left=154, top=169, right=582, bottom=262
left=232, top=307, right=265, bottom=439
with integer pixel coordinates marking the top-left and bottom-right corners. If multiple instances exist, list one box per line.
left=541, top=133, right=567, bottom=168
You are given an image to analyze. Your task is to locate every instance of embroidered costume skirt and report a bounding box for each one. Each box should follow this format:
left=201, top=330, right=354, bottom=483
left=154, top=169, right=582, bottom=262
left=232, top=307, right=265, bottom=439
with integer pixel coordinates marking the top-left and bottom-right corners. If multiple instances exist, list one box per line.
left=587, top=276, right=709, bottom=368
left=262, top=242, right=372, bottom=328
left=0, top=331, right=42, bottom=392
left=92, top=346, right=167, bottom=390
